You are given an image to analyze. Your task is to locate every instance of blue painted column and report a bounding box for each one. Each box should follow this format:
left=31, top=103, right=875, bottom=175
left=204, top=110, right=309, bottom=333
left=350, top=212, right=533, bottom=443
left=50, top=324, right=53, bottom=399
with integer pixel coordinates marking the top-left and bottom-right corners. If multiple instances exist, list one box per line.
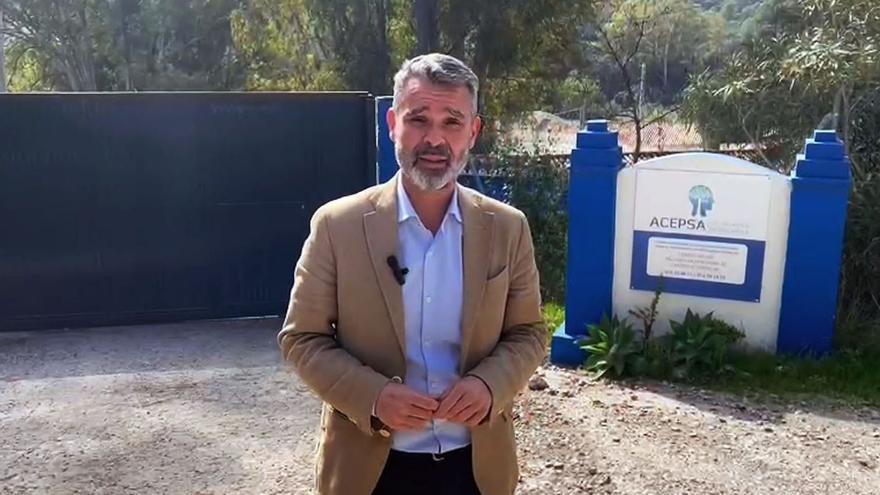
left=550, top=120, right=623, bottom=366
left=376, top=96, right=397, bottom=184
left=777, top=130, right=851, bottom=355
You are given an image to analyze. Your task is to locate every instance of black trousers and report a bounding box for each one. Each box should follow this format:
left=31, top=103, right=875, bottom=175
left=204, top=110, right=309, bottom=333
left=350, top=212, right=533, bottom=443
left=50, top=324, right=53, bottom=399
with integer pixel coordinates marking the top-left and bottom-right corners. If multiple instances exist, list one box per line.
left=371, top=445, right=481, bottom=495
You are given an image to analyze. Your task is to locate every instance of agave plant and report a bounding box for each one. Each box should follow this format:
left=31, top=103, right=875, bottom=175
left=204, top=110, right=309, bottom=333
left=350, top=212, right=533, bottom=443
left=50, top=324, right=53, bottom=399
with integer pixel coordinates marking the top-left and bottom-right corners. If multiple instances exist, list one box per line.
left=578, top=315, right=642, bottom=379
left=668, top=310, right=745, bottom=378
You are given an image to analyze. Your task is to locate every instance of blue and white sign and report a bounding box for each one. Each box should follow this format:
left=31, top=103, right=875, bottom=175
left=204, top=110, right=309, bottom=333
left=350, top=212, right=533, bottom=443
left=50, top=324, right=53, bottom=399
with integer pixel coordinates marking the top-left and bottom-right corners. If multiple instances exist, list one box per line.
left=551, top=122, right=849, bottom=363
left=630, top=169, right=771, bottom=302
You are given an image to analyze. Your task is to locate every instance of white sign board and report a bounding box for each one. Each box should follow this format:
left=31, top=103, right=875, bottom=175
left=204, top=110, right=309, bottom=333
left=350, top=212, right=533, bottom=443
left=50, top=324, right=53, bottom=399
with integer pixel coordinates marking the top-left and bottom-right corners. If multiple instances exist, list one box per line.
left=646, top=237, right=748, bottom=284
left=631, top=169, right=772, bottom=302
left=633, top=169, right=771, bottom=240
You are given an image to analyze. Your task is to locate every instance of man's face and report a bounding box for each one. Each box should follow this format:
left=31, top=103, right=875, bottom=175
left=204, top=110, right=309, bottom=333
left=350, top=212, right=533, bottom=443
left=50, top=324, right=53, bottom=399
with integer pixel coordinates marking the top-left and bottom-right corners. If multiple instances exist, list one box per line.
left=387, top=76, right=482, bottom=191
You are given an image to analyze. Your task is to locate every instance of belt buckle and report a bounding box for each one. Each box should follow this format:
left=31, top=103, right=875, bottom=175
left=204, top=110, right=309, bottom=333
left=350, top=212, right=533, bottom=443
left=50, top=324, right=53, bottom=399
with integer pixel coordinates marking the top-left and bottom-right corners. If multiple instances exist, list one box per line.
left=431, top=453, right=445, bottom=462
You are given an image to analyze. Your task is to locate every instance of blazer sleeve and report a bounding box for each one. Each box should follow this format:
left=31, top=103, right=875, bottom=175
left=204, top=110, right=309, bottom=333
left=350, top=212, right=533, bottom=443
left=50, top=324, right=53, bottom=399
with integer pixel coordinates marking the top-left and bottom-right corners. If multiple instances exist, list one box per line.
left=277, top=207, right=390, bottom=436
left=466, top=213, right=549, bottom=423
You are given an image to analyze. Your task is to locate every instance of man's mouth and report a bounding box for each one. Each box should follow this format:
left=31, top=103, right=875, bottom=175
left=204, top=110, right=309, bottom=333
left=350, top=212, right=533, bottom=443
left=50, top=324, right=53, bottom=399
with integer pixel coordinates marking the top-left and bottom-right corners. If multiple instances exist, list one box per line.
left=416, top=155, right=449, bottom=167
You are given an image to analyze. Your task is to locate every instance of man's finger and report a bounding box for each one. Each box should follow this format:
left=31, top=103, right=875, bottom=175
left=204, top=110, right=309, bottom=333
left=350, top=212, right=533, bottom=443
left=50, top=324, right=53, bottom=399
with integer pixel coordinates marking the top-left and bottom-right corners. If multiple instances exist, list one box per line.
left=404, top=406, right=434, bottom=421
left=407, top=393, right=440, bottom=412
left=450, top=401, right=479, bottom=423
left=446, top=392, right=475, bottom=419
left=393, top=417, right=431, bottom=431
left=462, top=406, right=486, bottom=427
left=435, top=387, right=464, bottom=418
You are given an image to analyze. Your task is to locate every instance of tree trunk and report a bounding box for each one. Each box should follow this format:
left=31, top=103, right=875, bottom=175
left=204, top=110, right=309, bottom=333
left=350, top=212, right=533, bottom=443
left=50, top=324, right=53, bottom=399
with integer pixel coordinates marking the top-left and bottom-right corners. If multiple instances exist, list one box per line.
left=118, top=0, right=137, bottom=91
left=414, top=0, right=439, bottom=54
left=663, top=35, right=671, bottom=91
left=374, top=0, right=391, bottom=93
left=76, top=1, right=97, bottom=91
left=634, top=114, right=642, bottom=162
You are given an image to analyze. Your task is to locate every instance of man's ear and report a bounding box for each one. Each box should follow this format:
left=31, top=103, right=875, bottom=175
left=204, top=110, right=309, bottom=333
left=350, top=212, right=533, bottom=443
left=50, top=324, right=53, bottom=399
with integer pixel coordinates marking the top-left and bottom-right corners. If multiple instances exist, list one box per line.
left=386, top=107, right=397, bottom=142
left=469, top=115, right=483, bottom=149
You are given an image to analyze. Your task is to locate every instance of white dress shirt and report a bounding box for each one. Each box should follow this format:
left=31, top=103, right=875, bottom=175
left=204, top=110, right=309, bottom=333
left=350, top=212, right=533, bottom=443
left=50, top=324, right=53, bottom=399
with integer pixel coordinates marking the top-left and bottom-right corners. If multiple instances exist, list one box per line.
left=392, top=176, right=469, bottom=454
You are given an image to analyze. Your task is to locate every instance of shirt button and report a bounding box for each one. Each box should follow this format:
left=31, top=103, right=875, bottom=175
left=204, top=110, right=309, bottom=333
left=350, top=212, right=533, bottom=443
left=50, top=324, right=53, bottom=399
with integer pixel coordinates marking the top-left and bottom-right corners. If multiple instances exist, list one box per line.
left=426, top=296, right=432, bottom=304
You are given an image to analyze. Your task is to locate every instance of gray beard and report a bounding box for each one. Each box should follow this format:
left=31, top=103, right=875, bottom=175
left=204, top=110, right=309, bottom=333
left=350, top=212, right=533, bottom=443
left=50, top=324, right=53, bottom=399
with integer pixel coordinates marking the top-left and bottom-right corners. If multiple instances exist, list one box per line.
left=396, top=147, right=468, bottom=192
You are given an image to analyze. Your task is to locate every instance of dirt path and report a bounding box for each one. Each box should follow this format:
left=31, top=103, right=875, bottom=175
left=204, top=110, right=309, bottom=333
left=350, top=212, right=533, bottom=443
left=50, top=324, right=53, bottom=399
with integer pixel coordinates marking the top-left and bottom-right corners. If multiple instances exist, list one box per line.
left=1, top=319, right=877, bottom=494
left=516, top=368, right=880, bottom=494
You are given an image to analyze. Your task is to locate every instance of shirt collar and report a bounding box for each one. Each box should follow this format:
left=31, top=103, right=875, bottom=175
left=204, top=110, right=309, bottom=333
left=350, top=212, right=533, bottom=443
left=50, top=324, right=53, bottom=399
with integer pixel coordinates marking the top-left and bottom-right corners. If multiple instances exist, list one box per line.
left=396, top=175, right=462, bottom=225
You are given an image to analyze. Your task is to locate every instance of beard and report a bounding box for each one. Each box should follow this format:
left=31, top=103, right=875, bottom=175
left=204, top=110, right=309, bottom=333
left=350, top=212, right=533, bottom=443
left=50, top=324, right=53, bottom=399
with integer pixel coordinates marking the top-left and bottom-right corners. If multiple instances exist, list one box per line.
left=395, top=141, right=469, bottom=192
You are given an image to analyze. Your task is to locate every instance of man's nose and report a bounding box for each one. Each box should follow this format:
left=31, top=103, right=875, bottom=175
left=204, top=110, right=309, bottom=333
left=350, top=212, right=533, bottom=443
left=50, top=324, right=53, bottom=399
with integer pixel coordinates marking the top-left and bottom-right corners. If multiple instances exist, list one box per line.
left=423, top=125, right=445, bottom=147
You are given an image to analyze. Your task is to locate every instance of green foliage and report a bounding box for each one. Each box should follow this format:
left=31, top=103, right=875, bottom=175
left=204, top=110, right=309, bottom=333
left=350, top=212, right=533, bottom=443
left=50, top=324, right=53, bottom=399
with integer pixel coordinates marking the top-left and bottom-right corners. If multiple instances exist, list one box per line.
left=436, top=0, right=595, bottom=133
left=682, top=0, right=880, bottom=351
left=590, top=0, right=727, bottom=109
left=666, top=310, right=745, bottom=378
left=578, top=298, right=744, bottom=381
left=230, top=0, right=345, bottom=91
left=485, top=146, right=568, bottom=303
left=230, top=0, right=594, bottom=127
left=681, top=41, right=830, bottom=161
left=5, top=42, right=53, bottom=91
left=2, top=0, right=244, bottom=91
left=838, top=172, right=880, bottom=351
left=716, top=349, right=880, bottom=406
left=682, top=0, right=880, bottom=165
left=542, top=302, right=565, bottom=334
left=579, top=315, right=642, bottom=379
left=231, top=0, right=400, bottom=93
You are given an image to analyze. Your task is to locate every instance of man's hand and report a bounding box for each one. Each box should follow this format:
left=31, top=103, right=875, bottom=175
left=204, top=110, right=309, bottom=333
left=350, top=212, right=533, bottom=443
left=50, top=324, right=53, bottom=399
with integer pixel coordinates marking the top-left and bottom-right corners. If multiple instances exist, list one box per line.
left=374, top=383, right=439, bottom=431
left=435, top=376, right=492, bottom=427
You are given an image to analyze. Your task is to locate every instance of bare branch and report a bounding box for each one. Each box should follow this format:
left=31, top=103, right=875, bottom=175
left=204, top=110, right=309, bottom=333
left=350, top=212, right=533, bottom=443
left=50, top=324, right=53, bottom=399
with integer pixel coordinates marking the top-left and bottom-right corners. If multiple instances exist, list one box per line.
left=643, top=105, right=681, bottom=127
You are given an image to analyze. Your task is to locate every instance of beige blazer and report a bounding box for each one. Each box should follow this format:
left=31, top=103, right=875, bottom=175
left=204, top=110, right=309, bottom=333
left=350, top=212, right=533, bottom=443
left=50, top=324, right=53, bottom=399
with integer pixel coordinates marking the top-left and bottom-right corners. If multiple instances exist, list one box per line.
left=278, top=175, right=548, bottom=495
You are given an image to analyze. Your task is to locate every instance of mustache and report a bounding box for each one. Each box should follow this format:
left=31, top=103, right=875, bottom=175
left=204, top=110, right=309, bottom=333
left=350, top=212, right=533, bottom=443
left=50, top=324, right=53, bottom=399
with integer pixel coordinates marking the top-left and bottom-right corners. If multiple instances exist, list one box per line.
left=414, top=143, right=452, bottom=160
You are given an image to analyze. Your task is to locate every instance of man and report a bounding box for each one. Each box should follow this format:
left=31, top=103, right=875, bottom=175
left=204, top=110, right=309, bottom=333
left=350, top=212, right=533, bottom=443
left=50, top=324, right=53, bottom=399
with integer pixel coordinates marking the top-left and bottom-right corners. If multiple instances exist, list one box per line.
left=278, top=53, right=547, bottom=495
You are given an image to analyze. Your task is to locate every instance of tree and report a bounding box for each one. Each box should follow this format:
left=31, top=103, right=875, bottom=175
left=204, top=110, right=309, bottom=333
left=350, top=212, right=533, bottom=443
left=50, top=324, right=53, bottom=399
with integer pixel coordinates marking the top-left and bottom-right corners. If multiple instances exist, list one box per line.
left=428, top=0, right=595, bottom=144
left=232, top=0, right=397, bottom=95
left=233, top=0, right=594, bottom=134
left=682, top=0, right=880, bottom=170
left=682, top=0, right=880, bottom=337
left=587, top=0, right=725, bottom=158
left=0, top=0, right=101, bottom=90
left=1, top=0, right=244, bottom=91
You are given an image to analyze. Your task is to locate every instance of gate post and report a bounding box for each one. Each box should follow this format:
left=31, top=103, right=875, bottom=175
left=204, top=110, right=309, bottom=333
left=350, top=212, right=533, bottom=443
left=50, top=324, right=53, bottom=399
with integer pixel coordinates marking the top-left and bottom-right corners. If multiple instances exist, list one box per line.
left=550, top=120, right=624, bottom=366
left=376, top=96, right=396, bottom=184
left=777, top=129, right=851, bottom=355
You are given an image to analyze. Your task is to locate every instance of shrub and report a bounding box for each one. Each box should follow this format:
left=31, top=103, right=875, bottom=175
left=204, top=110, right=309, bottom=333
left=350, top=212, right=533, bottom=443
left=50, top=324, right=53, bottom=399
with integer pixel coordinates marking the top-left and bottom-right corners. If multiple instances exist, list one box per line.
left=578, top=315, right=641, bottom=379
left=665, top=310, right=745, bottom=379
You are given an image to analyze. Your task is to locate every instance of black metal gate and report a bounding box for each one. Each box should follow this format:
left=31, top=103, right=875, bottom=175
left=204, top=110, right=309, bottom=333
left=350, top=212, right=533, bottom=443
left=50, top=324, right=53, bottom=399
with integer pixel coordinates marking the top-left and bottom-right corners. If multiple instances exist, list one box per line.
left=0, top=92, right=375, bottom=331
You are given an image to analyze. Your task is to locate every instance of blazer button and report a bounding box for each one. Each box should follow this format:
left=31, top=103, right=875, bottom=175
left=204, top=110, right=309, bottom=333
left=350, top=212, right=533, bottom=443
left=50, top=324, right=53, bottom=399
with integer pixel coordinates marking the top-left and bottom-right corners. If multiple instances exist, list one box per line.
left=379, top=429, right=391, bottom=438
left=391, top=376, right=403, bottom=384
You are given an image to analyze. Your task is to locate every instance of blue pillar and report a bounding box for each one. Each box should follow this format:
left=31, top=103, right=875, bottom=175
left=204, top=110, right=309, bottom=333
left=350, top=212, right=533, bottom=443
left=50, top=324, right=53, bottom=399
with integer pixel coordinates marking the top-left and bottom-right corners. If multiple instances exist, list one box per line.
left=550, top=120, right=623, bottom=366
left=376, top=96, right=397, bottom=184
left=777, top=130, right=851, bottom=355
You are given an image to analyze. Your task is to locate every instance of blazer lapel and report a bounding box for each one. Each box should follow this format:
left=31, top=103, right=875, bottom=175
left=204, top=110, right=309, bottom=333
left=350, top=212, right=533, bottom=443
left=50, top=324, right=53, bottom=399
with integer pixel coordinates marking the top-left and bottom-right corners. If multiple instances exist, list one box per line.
left=364, top=176, right=407, bottom=359
left=459, top=187, right=495, bottom=370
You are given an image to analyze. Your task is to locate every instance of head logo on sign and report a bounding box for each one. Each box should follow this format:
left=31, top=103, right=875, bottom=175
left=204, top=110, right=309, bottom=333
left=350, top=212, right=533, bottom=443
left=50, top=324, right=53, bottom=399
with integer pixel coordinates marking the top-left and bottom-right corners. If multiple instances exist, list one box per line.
left=689, top=185, right=714, bottom=218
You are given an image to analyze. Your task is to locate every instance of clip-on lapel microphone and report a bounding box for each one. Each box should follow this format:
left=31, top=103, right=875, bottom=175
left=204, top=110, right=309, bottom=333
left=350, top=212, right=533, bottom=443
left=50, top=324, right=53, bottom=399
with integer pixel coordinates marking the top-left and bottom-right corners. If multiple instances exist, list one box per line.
left=386, top=255, right=409, bottom=285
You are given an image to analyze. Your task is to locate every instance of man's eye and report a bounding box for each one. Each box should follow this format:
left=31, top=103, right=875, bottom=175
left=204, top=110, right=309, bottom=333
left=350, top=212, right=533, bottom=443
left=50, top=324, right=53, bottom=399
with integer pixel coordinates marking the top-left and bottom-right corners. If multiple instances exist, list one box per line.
left=445, top=120, right=463, bottom=127
left=407, top=117, right=427, bottom=124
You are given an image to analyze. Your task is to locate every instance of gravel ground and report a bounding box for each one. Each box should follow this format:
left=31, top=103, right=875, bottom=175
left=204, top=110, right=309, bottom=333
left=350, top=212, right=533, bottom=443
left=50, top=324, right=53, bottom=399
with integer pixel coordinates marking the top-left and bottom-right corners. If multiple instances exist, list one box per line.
left=1, top=318, right=878, bottom=494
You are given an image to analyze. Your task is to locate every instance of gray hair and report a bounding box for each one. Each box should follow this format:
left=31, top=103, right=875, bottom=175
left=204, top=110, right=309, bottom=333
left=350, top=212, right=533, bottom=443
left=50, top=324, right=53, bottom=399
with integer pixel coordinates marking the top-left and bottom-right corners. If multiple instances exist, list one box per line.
left=392, top=53, right=479, bottom=113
